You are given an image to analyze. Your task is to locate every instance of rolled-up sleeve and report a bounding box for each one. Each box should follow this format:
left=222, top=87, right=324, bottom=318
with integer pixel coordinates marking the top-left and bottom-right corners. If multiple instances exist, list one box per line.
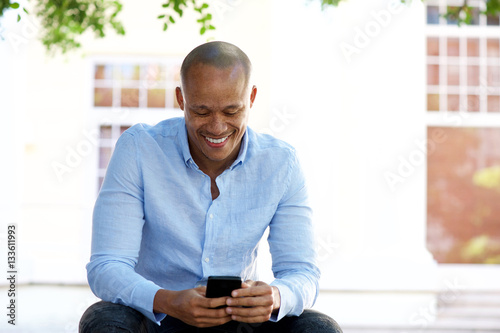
left=268, top=150, right=320, bottom=321
left=86, top=131, right=165, bottom=324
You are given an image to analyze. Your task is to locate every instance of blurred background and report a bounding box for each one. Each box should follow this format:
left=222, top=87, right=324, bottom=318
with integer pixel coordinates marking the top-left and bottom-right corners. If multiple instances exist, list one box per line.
left=1, top=0, right=500, bottom=331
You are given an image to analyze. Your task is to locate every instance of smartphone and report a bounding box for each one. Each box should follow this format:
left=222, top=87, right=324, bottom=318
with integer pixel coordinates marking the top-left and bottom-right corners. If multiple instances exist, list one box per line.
left=206, top=276, right=242, bottom=298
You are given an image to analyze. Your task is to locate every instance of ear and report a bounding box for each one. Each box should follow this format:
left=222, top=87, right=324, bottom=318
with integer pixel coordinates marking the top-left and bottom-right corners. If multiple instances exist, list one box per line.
left=249, top=85, right=257, bottom=108
left=175, top=87, right=185, bottom=110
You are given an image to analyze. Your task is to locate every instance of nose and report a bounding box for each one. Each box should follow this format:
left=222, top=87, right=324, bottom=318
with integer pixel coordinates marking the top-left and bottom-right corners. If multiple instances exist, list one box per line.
left=207, top=112, right=227, bottom=135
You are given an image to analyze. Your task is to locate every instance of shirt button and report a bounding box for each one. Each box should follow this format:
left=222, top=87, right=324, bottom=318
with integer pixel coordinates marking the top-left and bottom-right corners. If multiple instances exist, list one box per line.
left=204, top=257, right=210, bottom=263
left=209, top=214, right=214, bottom=219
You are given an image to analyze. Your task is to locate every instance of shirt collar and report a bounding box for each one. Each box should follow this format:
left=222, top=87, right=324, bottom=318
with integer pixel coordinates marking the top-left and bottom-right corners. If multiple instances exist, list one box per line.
left=178, top=117, right=249, bottom=170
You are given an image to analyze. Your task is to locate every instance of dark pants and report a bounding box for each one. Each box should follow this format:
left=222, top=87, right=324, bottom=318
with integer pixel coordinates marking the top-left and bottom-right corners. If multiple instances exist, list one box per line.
left=79, top=301, right=343, bottom=333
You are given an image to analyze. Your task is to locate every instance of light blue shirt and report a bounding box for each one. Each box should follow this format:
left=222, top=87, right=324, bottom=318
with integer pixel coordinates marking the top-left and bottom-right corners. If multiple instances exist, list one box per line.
left=87, top=117, right=320, bottom=324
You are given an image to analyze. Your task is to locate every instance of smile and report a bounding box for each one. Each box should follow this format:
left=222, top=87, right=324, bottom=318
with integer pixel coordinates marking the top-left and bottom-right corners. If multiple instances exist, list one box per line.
left=204, top=136, right=229, bottom=144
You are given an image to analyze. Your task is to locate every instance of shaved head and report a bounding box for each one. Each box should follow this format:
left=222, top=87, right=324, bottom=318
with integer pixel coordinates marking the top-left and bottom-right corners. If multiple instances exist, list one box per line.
left=180, top=41, right=252, bottom=88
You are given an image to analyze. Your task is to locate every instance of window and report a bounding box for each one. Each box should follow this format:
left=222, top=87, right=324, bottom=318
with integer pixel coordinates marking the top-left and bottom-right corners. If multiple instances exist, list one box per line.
left=425, top=0, right=500, bottom=264
left=94, top=63, right=181, bottom=109
left=97, top=124, right=131, bottom=189
left=91, top=58, right=183, bottom=191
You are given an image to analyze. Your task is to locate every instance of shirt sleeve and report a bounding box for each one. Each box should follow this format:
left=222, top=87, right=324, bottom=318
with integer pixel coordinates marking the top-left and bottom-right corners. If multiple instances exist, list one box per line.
left=268, top=150, right=320, bottom=321
left=86, top=131, right=166, bottom=325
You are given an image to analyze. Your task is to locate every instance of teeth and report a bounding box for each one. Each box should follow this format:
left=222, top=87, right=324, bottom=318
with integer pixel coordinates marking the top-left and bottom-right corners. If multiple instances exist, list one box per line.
left=205, top=136, right=228, bottom=144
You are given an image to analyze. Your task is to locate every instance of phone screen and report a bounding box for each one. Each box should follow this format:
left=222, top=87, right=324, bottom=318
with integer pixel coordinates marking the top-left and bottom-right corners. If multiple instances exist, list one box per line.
left=206, top=276, right=242, bottom=298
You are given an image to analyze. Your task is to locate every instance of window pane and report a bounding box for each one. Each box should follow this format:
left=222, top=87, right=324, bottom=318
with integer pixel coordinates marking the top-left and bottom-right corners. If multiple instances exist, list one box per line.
left=428, top=64, right=439, bottom=85
left=99, top=147, right=112, bottom=169
left=488, top=66, right=500, bottom=87
left=100, top=125, right=112, bottom=139
left=173, top=65, right=181, bottom=84
left=446, top=7, right=459, bottom=25
left=447, top=94, right=460, bottom=111
left=487, top=39, right=500, bottom=57
left=427, top=127, right=500, bottom=264
left=117, top=65, right=141, bottom=80
left=487, top=14, right=500, bottom=26
left=447, top=38, right=460, bottom=56
left=147, top=89, right=166, bottom=108
left=427, top=37, right=439, bottom=56
left=488, top=96, right=500, bottom=112
left=145, top=64, right=166, bottom=83
left=467, top=65, right=480, bottom=86
left=467, top=38, right=479, bottom=57
left=427, top=93, right=440, bottom=111
left=94, top=88, right=113, bottom=107
left=469, top=7, right=480, bottom=25
left=95, top=65, right=113, bottom=80
left=447, top=65, right=460, bottom=85
left=120, top=126, right=130, bottom=134
left=121, top=88, right=139, bottom=107
left=427, top=6, right=440, bottom=24
left=467, top=95, right=480, bottom=112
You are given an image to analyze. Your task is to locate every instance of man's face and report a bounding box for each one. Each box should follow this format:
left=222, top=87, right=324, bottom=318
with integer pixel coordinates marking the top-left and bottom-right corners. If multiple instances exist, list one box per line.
left=176, top=63, right=257, bottom=173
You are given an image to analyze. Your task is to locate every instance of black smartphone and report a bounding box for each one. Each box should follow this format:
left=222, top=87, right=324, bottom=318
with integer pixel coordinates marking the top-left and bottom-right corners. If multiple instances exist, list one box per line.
left=206, top=276, right=242, bottom=298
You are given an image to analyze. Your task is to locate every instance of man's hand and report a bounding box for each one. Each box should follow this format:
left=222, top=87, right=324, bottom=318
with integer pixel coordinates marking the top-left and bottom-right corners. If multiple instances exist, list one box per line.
left=225, top=280, right=281, bottom=323
left=153, top=287, right=232, bottom=327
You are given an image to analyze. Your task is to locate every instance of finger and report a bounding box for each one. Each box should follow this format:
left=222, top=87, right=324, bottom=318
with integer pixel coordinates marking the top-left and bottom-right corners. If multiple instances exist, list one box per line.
left=190, top=314, right=233, bottom=328
left=192, top=306, right=231, bottom=322
left=232, top=285, right=272, bottom=298
left=197, top=286, right=207, bottom=297
left=227, top=294, right=273, bottom=308
left=204, top=296, right=230, bottom=309
left=227, top=306, right=273, bottom=324
left=226, top=304, right=272, bottom=316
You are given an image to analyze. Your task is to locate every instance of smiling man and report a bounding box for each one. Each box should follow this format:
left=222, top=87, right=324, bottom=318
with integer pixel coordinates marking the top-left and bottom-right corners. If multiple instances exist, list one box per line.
left=80, top=41, right=342, bottom=333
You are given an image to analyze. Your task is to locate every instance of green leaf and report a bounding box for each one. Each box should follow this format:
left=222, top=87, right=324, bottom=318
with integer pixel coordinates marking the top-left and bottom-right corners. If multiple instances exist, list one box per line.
left=208, top=25, right=215, bottom=30
left=169, top=15, right=175, bottom=23
left=23, top=7, right=28, bottom=14
left=200, top=26, right=206, bottom=35
left=10, top=2, right=20, bottom=9
left=17, top=14, right=21, bottom=22
left=158, top=14, right=165, bottom=19
left=163, top=22, right=168, bottom=31
left=201, top=3, right=209, bottom=9
left=206, top=13, right=212, bottom=20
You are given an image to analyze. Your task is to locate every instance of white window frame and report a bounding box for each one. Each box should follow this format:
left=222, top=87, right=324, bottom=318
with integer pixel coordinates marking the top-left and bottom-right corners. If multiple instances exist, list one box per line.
left=426, top=0, right=500, bottom=127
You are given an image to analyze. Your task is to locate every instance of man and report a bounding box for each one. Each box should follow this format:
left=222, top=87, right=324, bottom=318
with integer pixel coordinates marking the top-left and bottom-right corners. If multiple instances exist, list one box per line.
left=80, top=41, right=342, bottom=333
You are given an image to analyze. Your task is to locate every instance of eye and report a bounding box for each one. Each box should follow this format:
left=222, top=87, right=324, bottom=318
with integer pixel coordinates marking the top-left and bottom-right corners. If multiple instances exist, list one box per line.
left=192, top=109, right=209, bottom=116
left=224, top=109, right=241, bottom=116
